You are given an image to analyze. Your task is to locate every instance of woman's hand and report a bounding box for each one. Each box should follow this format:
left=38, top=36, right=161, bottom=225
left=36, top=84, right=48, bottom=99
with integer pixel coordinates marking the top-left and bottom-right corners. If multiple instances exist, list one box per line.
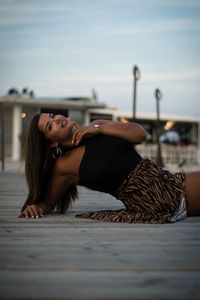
left=72, top=125, right=97, bottom=145
left=72, top=120, right=147, bottom=146
left=18, top=203, right=48, bottom=219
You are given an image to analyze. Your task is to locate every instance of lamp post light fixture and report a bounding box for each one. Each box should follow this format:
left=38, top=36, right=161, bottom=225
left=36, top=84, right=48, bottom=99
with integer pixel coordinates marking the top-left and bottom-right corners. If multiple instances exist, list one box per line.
left=132, top=65, right=141, bottom=121
left=155, top=88, right=164, bottom=167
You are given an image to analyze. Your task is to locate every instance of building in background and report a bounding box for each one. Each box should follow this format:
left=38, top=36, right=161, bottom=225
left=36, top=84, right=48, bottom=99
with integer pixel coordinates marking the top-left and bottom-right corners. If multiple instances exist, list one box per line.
left=88, top=108, right=200, bottom=166
left=0, top=95, right=200, bottom=166
left=0, top=94, right=106, bottom=161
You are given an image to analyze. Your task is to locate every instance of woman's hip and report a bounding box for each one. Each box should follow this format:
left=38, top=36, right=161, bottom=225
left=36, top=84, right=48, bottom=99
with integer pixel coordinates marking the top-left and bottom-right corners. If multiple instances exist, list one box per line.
left=116, top=159, right=187, bottom=223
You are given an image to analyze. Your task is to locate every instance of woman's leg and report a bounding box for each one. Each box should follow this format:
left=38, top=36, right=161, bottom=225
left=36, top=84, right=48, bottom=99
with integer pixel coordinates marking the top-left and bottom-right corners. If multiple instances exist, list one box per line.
left=185, top=171, right=200, bottom=216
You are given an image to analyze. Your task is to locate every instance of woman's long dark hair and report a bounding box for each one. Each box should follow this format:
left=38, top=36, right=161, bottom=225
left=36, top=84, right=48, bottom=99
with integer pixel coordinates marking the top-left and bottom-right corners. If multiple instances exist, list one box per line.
left=21, top=114, right=78, bottom=213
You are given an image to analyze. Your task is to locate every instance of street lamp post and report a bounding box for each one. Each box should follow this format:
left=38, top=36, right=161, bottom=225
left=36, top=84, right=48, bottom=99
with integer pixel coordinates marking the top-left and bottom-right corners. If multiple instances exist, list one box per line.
left=132, top=65, right=140, bottom=121
left=155, top=88, right=164, bottom=167
left=0, top=103, right=5, bottom=171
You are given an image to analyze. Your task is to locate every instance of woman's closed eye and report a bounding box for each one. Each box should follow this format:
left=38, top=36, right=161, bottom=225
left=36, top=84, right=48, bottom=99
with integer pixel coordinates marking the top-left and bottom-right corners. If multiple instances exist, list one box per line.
left=47, top=113, right=56, bottom=131
left=48, top=123, right=53, bottom=131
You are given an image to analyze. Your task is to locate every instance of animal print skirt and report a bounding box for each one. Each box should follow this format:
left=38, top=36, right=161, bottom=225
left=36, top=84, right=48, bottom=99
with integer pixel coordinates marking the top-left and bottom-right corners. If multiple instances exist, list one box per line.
left=76, top=159, right=187, bottom=223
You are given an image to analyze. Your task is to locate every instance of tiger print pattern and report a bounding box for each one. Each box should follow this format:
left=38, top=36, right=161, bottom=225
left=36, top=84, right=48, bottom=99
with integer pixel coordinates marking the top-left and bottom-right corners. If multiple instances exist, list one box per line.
left=75, top=159, right=186, bottom=223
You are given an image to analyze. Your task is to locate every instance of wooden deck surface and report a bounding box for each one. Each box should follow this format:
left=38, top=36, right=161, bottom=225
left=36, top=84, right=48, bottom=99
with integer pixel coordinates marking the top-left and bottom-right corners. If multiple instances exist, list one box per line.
left=0, top=170, right=200, bottom=300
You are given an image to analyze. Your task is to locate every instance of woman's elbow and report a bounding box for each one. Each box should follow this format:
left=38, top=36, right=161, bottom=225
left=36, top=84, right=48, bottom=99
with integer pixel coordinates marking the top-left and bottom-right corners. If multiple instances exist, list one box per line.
left=142, top=129, right=148, bottom=141
left=138, top=132, right=147, bottom=143
left=136, top=126, right=148, bottom=143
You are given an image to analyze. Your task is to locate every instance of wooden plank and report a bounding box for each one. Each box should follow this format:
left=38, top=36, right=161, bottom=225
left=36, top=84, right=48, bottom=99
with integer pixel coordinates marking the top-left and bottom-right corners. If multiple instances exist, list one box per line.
left=0, top=171, right=200, bottom=300
left=0, top=271, right=200, bottom=300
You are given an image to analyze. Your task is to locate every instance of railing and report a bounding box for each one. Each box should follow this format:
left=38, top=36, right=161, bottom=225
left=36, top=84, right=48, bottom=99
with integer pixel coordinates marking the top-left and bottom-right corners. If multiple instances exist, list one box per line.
left=136, top=144, right=198, bottom=166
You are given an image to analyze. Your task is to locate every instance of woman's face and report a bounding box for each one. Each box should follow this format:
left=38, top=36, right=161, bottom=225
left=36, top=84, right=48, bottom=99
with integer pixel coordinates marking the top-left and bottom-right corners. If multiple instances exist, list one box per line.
left=38, top=113, right=76, bottom=146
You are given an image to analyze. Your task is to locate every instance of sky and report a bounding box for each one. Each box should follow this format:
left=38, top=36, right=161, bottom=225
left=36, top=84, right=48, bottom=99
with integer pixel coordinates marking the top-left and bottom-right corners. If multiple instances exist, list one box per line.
left=0, top=0, right=200, bottom=116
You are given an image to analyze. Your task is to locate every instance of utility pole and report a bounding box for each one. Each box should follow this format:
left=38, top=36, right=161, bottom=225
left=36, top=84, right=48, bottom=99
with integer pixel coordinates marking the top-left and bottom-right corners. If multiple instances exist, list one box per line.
left=132, top=65, right=140, bottom=121
left=155, top=88, right=164, bottom=167
left=0, top=102, right=5, bottom=171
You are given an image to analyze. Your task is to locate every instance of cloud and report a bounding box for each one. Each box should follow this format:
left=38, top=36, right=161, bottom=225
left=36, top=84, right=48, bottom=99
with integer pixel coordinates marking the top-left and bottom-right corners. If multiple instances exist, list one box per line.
left=149, top=0, right=200, bottom=8
left=0, top=0, right=74, bottom=13
left=34, top=67, right=200, bottom=85
left=0, top=0, right=199, bottom=116
left=101, top=19, right=200, bottom=37
left=0, top=1, right=76, bottom=26
left=143, top=68, right=200, bottom=82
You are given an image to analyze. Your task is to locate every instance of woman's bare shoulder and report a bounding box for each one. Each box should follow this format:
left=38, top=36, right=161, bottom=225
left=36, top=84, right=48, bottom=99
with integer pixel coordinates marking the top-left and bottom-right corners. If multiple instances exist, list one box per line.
left=54, top=145, right=85, bottom=177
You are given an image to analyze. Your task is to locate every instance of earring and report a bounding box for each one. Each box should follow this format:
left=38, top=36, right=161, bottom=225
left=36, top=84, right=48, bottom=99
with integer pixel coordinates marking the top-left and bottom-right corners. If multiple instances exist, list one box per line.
left=52, top=147, right=62, bottom=160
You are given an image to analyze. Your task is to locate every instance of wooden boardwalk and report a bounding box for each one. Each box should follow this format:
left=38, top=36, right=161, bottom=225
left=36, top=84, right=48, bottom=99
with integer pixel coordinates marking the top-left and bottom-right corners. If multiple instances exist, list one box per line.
left=0, top=169, right=200, bottom=300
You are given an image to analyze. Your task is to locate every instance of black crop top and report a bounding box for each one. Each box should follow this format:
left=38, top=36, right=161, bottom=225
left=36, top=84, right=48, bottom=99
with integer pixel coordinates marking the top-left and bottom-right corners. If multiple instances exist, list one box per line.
left=78, top=135, right=142, bottom=196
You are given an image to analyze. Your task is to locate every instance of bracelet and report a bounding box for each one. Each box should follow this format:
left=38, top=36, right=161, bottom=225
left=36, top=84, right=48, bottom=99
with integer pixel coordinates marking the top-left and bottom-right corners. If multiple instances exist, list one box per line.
left=94, top=124, right=100, bottom=134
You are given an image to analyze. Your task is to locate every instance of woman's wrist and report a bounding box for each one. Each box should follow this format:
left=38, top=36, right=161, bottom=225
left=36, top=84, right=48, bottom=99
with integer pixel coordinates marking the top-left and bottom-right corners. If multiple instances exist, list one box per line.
left=40, top=202, right=52, bottom=214
left=94, top=124, right=100, bottom=134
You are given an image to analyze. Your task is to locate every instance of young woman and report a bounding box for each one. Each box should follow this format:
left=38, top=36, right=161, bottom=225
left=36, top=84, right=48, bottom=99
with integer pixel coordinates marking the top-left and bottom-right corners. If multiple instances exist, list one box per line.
left=19, top=113, right=200, bottom=223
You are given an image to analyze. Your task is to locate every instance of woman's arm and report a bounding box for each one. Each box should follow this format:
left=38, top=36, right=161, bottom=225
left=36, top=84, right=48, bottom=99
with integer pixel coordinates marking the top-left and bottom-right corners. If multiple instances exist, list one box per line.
left=72, top=119, right=147, bottom=145
left=18, top=169, right=76, bottom=218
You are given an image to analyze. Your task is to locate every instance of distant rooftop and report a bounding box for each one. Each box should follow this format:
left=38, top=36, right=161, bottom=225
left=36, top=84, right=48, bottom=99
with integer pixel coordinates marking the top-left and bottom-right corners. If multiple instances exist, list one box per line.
left=0, top=95, right=106, bottom=109
left=88, top=108, right=200, bottom=123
